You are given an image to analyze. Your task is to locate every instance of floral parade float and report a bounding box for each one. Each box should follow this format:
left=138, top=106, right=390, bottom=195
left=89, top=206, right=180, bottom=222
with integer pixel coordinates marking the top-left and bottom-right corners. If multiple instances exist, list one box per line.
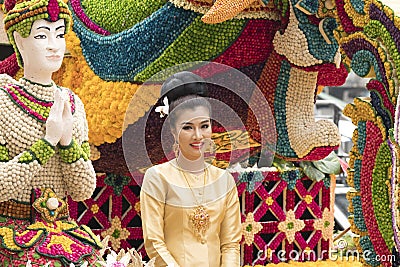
left=0, top=0, right=399, bottom=266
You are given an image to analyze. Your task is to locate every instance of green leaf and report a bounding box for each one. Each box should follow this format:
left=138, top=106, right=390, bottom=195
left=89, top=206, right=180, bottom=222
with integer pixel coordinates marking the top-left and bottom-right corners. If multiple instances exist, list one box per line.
left=0, top=216, right=7, bottom=223
left=17, top=251, right=24, bottom=258
left=54, top=261, right=62, bottom=267
left=33, top=252, right=41, bottom=259
left=272, top=157, right=296, bottom=172
left=312, top=151, right=341, bottom=174
left=300, top=161, right=326, bottom=181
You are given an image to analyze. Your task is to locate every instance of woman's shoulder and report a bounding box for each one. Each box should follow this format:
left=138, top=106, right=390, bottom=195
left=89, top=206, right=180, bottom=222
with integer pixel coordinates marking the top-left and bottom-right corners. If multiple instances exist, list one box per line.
left=207, top=164, right=236, bottom=188
left=145, top=160, right=172, bottom=172
left=207, top=164, right=232, bottom=178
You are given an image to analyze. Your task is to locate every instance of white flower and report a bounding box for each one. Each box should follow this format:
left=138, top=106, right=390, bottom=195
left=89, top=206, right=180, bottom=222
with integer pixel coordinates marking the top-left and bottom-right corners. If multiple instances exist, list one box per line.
left=99, top=250, right=131, bottom=267
left=25, top=260, right=32, bottom=267
left=155, top=97, right=169, bottom=118
left=70, top=262, right=88, bottom=267
left=98, top=235, right=111, bottom=257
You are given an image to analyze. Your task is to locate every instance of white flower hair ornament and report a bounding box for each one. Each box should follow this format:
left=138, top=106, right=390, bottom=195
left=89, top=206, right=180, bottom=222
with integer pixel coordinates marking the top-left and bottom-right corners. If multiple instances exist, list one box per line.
left=155, top=97, right=169, bottom=118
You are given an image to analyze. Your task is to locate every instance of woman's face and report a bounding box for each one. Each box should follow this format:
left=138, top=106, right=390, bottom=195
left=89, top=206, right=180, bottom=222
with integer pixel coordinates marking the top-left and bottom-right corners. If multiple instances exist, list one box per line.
left=15, top=19, right=66, bottom=74
left=173, top=106, right=212, bottom=161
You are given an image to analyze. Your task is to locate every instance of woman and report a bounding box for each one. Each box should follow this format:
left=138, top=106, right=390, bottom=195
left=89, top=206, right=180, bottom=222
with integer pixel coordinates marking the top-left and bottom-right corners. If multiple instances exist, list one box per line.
left=0, top=0, right=100, bottom=265
left=140, top=71, right=242, bottom=267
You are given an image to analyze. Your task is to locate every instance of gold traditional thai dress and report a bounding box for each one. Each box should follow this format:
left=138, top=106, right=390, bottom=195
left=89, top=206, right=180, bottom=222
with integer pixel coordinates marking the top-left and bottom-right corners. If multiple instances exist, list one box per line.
left=140, top=160, right=241, bottom=267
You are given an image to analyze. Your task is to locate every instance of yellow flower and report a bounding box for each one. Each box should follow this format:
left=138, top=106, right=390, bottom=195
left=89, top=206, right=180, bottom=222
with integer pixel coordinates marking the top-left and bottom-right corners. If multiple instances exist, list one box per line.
left=304, top=194, right=313, bottom=204
left=265, top=196, right=274, bottom=206
left=242, top=212, right=263, bottom=246
left=101, top=217, right=130, bottom=250
left=278, top=210, right=305, bottom=244
left=313, top=207, right=334, bottom=241
left=90, top=204, right=99, bottom=214
left=134, top=201, right=141, bottom=213
left=303, top=246, right=312, bottom=255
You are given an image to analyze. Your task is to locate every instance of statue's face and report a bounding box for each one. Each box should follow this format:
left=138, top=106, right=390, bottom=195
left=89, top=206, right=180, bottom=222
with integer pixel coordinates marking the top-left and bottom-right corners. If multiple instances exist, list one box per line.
left=15, top=19, right=66, bottom=74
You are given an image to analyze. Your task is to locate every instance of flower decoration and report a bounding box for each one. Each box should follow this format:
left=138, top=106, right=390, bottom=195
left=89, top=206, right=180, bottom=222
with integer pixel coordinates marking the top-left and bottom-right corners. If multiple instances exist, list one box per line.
left=91, top=204, right=99, bottom=214
left=280, top=169, right=301, bottom=190
left=278, top=210, right=305, bottom=244
left=104, top=174, right=131, bottom=196
left=69, top=262, right=88, bottom=267
left=101, top=250, right=131, bottom=267
left=242, top=212, right=263, bottom=246
left=202, top=0, right=259, bottom=24
left=304, top=195, right=313, bottom=204
left=96, top=247, right=155, bottom=267
left=154, top=97, right=169, bottom=118
left=32, top=188, right=68, bottom=223
left=265, top=196, right=274, bottom=206
left=238, top=171, right=265, bottom=193
left=314, top=208, right=334, bottom=241
left=134, top=202, right=141, bottom=213
left=101, top=217, right=130, bottom=251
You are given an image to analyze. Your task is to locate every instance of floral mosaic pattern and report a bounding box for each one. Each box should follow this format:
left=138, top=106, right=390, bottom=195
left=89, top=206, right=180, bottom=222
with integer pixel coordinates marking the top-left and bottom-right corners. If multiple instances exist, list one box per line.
left=69, top=171, right=333, bottom=264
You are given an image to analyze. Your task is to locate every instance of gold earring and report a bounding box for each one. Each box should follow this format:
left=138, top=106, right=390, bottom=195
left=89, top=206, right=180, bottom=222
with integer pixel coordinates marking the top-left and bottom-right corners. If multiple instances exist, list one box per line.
left=173, top=142, right=179, bottom=158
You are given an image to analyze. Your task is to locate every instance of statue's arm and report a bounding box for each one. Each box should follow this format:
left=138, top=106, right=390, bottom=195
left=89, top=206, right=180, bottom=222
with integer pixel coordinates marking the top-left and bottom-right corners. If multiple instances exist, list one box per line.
left=58, top=92, right=96, bottom=202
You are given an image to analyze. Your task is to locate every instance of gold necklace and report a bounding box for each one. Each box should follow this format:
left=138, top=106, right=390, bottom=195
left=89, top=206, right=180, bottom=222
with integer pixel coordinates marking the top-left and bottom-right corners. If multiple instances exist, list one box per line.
left=178, top=165, right=210, bottom=240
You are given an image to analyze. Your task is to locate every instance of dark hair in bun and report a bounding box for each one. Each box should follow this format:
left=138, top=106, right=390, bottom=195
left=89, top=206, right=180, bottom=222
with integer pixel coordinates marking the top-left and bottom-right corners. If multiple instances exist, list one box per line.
left=160, top=71, right=211, bottom=127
